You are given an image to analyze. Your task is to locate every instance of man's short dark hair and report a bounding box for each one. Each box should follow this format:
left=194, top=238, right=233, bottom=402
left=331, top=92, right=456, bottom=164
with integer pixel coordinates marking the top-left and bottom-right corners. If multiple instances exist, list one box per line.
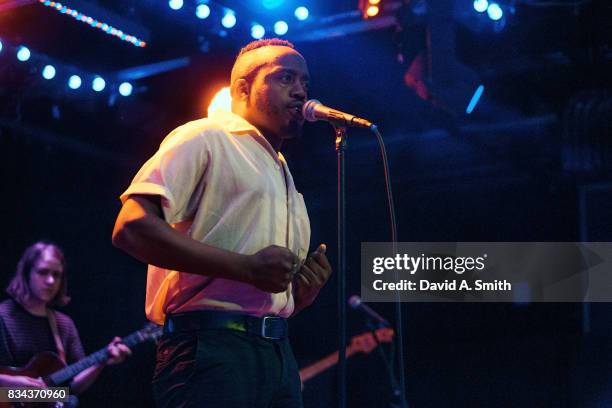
left=237, top=38, right=295, bottom=58
left=7, top=241, right=70, bottom=308
left=231, top=38, right=300, bottom=88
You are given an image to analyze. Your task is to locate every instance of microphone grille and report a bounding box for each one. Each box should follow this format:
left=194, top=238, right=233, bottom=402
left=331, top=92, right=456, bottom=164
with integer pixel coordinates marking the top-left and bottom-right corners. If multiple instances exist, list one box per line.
left=302, top=99, right=321, bottom=123
left=348, top=295, right=361, bottom=308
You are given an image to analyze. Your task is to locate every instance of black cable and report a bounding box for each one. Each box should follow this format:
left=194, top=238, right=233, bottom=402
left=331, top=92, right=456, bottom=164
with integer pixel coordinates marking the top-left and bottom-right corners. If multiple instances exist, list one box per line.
left=370, top=124, right=407, bottom=408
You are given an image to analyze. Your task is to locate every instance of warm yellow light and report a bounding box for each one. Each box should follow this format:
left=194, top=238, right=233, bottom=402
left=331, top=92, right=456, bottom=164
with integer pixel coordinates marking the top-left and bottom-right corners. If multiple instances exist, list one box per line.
left=366, top=5, right=379, bottom=17
left=207, top=86, right=232, bottom=117
left=368, top=0, right=381, bottom=5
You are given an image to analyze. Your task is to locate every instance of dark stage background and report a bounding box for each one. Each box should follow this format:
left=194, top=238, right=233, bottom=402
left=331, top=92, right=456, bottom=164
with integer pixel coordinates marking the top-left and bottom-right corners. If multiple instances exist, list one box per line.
left=2, top=0, right=612, bottom=406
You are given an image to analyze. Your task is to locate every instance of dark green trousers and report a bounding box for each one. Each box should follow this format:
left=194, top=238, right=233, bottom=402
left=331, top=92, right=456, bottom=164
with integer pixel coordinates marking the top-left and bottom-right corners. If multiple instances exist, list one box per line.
left=152, top=329, right=303, bottom=408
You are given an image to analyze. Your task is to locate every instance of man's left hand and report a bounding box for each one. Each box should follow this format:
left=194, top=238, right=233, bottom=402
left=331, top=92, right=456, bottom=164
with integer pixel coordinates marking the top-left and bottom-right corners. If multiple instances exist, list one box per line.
left=293, top=244, right=332, bottom=312
left=106, top=337, right=132, bottom=365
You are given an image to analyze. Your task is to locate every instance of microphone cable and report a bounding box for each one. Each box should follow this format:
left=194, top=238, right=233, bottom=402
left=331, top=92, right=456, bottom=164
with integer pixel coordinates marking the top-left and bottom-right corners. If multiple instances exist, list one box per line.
left=370, top=124, right=407, bottom=408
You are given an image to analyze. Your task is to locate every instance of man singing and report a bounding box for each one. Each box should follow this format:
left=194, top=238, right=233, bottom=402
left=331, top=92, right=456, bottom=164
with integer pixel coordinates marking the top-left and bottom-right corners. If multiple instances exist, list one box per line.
left=112, top=38, right=332, bottom=407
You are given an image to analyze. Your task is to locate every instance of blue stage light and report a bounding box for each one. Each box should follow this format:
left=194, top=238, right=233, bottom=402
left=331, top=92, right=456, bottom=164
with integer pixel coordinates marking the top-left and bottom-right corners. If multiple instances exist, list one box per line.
left=168, top=0, right=183, bottom=10
left=221, top=10, right=236, bottom=28
left=262, top=0, right=284, bottom=10
left=273, top=20, right=288, bottom=35
left=0, top=40, right=3, bottom=53
left=92, top=76, right=106, bottom=92
left=487, top=3, right=503, bottom=20
left=473, top=0, right=488, bottom=12
left=17, top=46, right=31, bottom=62
left=68, top=75, right=82, bottom=89
left=294, top=6, right=309, bottom=21
left=251, top=24, right=265, bottom=39
left=196, top=4, right=210, bottom=19
left=466, top=85, right=485, bottom=114
left=42, top=65, right=56, bottom=80
left=119, top=82, right=133, bottom=96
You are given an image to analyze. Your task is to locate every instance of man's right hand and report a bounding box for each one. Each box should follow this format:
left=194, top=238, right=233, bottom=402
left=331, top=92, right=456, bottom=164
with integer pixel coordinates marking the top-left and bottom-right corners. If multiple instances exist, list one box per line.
left=0, top=374, right=46, bottom=388
left=246, top=245, right=299, bottom=293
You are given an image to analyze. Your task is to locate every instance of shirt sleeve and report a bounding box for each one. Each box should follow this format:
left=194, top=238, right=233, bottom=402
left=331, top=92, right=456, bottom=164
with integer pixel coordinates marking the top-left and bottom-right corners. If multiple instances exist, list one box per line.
left=120, top=122, right=212, bottom=224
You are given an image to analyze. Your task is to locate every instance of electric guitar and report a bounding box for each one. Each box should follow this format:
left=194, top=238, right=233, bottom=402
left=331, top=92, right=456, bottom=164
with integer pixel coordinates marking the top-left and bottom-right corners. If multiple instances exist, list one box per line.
left=0, top=323, right=162, bottom=408
left=299, top=327, right=394, bottom=384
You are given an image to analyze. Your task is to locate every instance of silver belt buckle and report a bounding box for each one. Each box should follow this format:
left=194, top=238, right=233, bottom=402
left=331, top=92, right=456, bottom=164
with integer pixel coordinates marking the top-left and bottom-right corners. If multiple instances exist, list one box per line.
left=260, top=316, right=280, bottom=340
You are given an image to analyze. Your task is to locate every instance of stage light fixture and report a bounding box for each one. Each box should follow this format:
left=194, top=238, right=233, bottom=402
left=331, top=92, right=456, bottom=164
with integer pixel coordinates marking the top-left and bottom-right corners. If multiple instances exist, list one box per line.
left=0, top=40, right=3, bottom=53
left=251, top=24, right=265, bottom=39
left=169, top=0, right=183, bottom=10
left=196, top=4, right=210, bottom=19
left=17, top=46, right=31, bottom=62
left=68, top=75, right=82, bottom=89
left=262, top=0, right=284, bottom=10
left=42, top=65, right=56, bottom=80
left=473, top=0, right=488, bottom=12
left=466, top=84, right=484, bottom=114
left=359, top=0, right=383, bottom=19
left=366, top=5, right=379, bottom=17
left=273, top=20, right=288, bottom=35
left=92, top=76, right=106, bottom=92
left=294, top=6, right=309, bottom=20
left=119, top=82, right=133, bottom=96
left=221, top=10, right=236, bottom=28
left=208, top=87, right=231, bottom=117
left=38, top=0, right=147, bottom=47
left=487, top=3, right=503, bottom=20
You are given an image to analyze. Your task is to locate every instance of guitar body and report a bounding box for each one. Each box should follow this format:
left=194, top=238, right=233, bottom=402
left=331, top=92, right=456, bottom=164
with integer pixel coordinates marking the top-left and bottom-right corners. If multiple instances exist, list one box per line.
left=0, top=324, right=161, bottom=408
left=0, top=352, right=66, bottom=408
left=0, top=352, right=66, bottom=382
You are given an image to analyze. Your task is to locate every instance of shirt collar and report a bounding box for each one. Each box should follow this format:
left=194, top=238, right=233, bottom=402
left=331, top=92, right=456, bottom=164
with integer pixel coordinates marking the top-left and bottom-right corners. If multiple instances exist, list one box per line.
left=210, top=109, right=284, bottom=163
left=209, top=109, right=257, bottom=134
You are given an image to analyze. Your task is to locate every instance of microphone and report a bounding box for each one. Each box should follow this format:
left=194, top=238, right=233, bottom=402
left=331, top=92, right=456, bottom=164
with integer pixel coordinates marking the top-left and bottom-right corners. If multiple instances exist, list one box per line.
left=348, top=295, right=390, bottom=327
left=302, top=99, right=375, bottom=129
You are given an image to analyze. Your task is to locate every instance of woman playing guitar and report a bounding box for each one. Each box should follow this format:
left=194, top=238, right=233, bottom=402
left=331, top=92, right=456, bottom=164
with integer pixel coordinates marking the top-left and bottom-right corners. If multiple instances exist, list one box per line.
left=0, top=242, right=131, bottom=395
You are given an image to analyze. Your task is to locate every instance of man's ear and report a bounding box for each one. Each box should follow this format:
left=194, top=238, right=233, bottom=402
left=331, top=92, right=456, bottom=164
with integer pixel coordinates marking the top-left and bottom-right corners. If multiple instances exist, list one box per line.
left=231, top=78, right=250, bottom=102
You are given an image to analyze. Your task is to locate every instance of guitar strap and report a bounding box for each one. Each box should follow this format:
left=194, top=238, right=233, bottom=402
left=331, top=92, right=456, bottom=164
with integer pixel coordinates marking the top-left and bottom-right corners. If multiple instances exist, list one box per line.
left=47, top=308, right=67, bottom=364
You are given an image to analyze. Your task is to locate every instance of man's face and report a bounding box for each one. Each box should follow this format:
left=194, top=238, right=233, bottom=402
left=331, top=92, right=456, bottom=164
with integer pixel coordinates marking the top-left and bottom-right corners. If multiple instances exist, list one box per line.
left=246, top=48, right=310, bottom=140
left=29, top=250, right=63, bottom=305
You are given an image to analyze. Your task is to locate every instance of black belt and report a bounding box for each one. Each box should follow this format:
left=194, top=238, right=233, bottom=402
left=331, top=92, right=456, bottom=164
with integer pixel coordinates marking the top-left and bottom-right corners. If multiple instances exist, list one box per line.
left=164, top=311, right=289, bottom=340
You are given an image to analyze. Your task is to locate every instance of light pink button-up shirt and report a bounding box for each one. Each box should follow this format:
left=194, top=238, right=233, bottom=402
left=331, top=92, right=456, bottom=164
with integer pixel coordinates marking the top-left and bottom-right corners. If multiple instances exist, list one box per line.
left=120, top=110, right=311, bottom=324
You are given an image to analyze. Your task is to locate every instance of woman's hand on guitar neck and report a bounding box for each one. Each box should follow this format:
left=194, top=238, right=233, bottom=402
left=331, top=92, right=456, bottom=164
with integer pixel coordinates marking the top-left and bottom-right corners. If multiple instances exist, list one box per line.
left=105, top=337, right=132, bottom=365
left=0, top=374, right=46, bottom=388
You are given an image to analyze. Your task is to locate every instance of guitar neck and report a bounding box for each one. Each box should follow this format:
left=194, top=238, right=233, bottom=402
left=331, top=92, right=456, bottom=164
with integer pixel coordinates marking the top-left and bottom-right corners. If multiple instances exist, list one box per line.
left=47, top=348, right=108, bottom=385
left=47, top=329, right=150, bottom=386
left=299, top=346, right=357, bottom=383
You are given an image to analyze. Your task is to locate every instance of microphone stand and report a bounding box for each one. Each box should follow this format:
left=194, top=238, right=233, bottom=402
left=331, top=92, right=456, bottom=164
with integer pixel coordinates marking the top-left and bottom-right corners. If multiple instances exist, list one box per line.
left=366, top=320, right=402, bottom=408
left=334, top=124, right=348, bottom=408
left=330, top=121, right=407, bottom=408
